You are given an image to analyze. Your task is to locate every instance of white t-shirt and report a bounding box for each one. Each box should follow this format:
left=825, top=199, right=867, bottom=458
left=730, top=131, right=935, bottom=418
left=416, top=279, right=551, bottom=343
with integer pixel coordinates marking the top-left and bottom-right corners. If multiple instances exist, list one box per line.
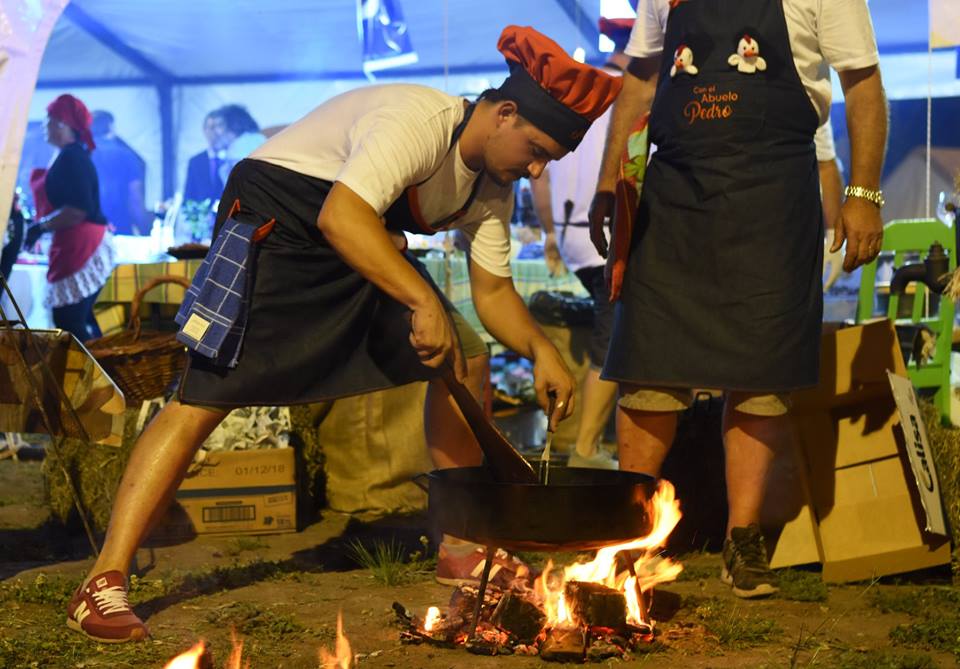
left=543, top=68, right=619, bottom=273
left=251, top=84, right=513, bottom=277
left=625, top=0, right=879, bottom=124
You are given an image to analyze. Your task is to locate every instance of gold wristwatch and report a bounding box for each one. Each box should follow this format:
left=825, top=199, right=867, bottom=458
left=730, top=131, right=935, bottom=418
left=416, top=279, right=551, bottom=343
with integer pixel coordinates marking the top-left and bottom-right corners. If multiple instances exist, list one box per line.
left=844, top=185, right=884, bottom=208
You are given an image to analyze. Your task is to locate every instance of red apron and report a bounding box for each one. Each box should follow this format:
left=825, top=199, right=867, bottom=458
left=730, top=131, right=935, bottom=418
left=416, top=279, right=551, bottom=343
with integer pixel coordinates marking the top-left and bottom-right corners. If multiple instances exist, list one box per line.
left=29, top=168, right=106, bottom=283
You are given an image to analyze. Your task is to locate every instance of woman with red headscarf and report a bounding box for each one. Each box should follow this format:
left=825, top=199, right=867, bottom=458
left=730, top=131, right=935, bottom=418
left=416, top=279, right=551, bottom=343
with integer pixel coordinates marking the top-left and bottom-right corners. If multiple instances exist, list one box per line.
left=26, top=93, right=116, bottom=342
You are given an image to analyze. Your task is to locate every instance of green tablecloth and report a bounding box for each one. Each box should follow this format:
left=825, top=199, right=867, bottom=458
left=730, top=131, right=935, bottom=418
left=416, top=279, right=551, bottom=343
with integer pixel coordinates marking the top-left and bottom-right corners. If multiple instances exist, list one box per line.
left=96, top=252, right=587, bottom=343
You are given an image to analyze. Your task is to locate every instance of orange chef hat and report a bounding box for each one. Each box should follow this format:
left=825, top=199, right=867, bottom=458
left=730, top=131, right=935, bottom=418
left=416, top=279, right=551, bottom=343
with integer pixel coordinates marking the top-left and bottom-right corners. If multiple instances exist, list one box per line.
left=598, top=17, right=635, bottom=52
left=496, top=25, right=622, bottom=151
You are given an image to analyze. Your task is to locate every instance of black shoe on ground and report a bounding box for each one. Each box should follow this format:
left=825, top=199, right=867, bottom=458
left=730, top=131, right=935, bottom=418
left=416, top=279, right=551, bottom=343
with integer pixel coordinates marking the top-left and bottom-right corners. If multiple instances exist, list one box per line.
left=720, top=524, right=779, bottom=599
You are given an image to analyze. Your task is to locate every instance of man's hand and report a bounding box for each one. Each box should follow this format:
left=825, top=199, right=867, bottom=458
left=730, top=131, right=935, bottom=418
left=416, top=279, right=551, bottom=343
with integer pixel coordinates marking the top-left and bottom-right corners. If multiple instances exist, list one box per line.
left=543, top=232, right=567, bottom=277
left=588, top=191, right=615, bottom=258
left=830, top=198, right=883, bottom=272
left=531, top=343, right=576, bottom=431
left=409, top=297, right=465, bottom=382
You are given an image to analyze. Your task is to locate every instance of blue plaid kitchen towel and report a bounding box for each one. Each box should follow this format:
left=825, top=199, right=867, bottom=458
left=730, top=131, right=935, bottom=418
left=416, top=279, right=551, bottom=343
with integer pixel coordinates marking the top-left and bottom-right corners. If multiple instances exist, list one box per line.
left=175, top=218, right=257, bottom=367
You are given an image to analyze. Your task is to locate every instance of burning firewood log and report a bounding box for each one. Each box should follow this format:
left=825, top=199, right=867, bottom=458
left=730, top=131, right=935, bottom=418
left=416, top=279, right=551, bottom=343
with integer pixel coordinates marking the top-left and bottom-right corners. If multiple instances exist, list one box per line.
left=490, top=590, right=546, bottom=643
left=448, top=583, right=501, bottom=623
left=564, top=581, right=627, bottom=631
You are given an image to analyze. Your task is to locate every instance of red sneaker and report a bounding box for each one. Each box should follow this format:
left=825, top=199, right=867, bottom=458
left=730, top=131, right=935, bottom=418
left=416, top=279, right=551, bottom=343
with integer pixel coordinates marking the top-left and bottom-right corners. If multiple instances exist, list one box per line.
left=436, top=546, right=531, bottom=589
left=66, top=570, right=149, bottom=643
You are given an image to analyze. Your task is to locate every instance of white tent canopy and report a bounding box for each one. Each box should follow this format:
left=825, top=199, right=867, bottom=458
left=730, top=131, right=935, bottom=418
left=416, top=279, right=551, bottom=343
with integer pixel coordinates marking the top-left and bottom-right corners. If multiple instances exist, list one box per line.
left=3, top=0, right=956, bottom=228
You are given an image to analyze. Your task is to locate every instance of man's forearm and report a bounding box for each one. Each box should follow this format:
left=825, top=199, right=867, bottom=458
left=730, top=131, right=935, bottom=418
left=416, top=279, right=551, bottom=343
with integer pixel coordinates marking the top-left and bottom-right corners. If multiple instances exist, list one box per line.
left=839, top=66, right=887, bottom=191
left=319, top=182, right=438, bottom=311
left=597, top=56, right=659, bottom=192
left=472, top=271, right=553, bottom=361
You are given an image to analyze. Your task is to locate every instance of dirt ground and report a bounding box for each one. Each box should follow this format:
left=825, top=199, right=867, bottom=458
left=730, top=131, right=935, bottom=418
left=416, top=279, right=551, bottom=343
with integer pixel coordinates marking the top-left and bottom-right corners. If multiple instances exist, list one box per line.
left=1, top=458, right=958, bottom=669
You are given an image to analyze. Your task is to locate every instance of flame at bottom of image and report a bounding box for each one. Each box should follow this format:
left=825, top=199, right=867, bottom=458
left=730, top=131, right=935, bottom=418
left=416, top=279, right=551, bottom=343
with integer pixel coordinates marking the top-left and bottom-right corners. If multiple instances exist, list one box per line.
left=162, top=613, right=352, bottom=669
left=398, top=480, right=684, bottom=662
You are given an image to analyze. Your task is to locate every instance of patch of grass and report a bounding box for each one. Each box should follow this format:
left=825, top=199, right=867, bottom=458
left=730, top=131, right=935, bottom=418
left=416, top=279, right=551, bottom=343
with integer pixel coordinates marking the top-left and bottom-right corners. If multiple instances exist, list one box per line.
left=205, top=601, right=308, bottom=641
left=690, top=596, right=781, bottom=649
left=0, top=607, right=169, bottom=669
left=870, top=586, right=960, bottom=618
left=0, top=572, right=77, bottom=606
left=347, top=536, right=434, bottom=586
left=675, top=563, right=715, bottom=582
left=890, top=618, right=960, bottom=659
left=224, top=536, right=269, bottom=556
left=514, top=550, right=587, bottom=571
left=777, top=568, right=829, bottom=602
left=824, top=648, right=939, bottom=669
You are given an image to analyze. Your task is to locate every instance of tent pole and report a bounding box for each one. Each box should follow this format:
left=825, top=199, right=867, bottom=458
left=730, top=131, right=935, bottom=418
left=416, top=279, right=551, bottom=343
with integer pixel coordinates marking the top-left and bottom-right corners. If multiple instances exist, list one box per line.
left=158, top=83, right=175, bottom=200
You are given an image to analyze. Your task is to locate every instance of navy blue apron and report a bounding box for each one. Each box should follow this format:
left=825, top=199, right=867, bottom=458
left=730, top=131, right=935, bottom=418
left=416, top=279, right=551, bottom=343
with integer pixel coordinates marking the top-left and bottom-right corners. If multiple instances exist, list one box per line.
left=179, top=104, right=482, bottom=407
left=603, top=0, right=823, bottom=392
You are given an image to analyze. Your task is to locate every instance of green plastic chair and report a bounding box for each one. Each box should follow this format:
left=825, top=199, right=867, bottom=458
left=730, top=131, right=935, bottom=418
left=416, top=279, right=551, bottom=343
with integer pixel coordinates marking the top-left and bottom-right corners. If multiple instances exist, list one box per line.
left=856, top=218, right=956, bottom=422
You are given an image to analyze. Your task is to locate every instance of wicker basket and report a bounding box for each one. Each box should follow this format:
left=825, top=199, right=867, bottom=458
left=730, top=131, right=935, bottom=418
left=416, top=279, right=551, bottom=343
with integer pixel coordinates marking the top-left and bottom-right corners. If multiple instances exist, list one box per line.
left=86, top=275, right=192, bottom=404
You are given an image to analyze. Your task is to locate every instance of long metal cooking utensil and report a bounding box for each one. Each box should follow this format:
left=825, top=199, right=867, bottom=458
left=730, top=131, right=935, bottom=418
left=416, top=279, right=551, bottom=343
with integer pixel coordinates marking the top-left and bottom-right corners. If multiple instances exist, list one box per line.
left=439, top=364, right=538, bottom=484
left=538, top=395, right=557, bottom=485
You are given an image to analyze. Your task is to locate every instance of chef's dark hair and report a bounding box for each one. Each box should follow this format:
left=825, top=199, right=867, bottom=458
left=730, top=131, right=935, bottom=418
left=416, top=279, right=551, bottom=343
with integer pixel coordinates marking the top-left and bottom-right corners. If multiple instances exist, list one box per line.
left=476, top=88, right=510, bottom=104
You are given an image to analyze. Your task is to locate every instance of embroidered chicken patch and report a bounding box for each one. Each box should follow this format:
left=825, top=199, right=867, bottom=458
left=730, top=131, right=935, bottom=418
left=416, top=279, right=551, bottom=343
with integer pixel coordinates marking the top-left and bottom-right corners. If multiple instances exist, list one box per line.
left=728, top=34, right=767, bottom=73
left=670, top=44, right=698, bottom=77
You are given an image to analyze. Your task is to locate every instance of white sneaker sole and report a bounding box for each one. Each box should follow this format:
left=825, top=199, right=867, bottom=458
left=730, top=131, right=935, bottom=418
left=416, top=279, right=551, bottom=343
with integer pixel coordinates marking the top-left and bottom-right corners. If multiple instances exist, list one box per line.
left=720, top=566, right=779, bottom=599
left=66, top=615, right=149, bottom=643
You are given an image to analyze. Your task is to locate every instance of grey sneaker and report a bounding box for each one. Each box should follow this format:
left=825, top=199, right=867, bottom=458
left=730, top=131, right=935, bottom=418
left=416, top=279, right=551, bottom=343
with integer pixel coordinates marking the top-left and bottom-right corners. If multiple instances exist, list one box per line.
left=567, top=450, right=618, bottom=470
left=721, top=524, right=779, bottom=599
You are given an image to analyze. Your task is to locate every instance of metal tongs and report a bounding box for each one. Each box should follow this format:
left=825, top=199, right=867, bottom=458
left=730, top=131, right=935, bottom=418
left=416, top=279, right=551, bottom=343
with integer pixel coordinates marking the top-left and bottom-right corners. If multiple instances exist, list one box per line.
left=538, top=394, right=558, bottom=484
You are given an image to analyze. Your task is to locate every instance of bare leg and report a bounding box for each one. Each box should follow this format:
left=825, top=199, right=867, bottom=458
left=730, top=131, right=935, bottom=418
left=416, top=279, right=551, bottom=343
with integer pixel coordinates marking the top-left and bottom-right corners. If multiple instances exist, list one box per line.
left=722, top=405, right=787, bottom=536
left=616, top=404, right=677, bottom=476
left=572, top=367, right=618, bottom=457
left=85, top=400, right=227, bottom=583
left=424, top=354, right=487, bottom=469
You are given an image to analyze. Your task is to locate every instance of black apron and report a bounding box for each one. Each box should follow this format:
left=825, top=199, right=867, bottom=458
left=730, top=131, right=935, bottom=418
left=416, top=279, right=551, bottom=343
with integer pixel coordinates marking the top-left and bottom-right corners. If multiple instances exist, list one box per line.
left=603, top=0, right=823, bottom=393
left=179, top=105, right=481, bottom=407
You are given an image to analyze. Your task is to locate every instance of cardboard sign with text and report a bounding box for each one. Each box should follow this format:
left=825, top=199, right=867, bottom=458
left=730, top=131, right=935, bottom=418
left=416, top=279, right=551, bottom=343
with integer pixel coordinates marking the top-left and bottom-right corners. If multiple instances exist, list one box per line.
left=766, top=320, right=952, bottom=581
left=887, top=371, right=948, bottom=536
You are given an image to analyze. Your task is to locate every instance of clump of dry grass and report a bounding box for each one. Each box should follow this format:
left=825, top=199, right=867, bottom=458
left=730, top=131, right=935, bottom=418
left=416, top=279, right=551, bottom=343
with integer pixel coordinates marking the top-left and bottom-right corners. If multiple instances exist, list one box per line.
left=918, top=399, right=960, bottom=583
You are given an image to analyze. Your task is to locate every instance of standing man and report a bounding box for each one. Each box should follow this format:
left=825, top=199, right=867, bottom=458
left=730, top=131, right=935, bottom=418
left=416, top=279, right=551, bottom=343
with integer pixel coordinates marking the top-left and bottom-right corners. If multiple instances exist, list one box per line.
left=66, top=25, right=621, bottom=643
left=90, top=111, right=148, bottom=236
left=591, top=0, right=887, bottom=598
left=182, top=109, right=227, bottom=204
left=529, top=17, right=635, bottom=470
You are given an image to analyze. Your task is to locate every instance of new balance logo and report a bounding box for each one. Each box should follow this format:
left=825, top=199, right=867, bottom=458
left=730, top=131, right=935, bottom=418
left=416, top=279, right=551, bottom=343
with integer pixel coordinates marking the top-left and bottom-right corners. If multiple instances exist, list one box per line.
left=74, top=601, right=91, bottom=624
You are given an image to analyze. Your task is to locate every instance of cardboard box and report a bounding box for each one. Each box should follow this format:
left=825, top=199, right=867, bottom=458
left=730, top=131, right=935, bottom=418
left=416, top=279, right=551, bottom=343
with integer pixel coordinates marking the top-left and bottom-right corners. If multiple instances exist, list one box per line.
left=155, top=448, right=297, bottom=538
left=766, top=320, right=951, bottom=581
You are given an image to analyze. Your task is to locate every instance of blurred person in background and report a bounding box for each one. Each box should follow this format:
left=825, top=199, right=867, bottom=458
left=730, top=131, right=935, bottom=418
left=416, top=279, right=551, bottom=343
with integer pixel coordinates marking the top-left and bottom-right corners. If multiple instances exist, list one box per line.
left=182, top=109, right=228, bottom=204
left=24, top=94, right=115, bottom=342
left=529, top=16, right=634, bottom=470
left=2, top=194, right=26, bottom=283
left=90, top=110, right=149, bottom=235
left=217, top=104, right=267, bottom=183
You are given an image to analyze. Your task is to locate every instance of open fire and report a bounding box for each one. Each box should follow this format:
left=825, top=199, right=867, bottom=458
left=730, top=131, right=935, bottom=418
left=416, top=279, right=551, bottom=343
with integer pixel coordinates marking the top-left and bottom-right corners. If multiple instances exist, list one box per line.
left=397, top=480, right=683, bottom=662
left=163, top=482, right=680, bottom=666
